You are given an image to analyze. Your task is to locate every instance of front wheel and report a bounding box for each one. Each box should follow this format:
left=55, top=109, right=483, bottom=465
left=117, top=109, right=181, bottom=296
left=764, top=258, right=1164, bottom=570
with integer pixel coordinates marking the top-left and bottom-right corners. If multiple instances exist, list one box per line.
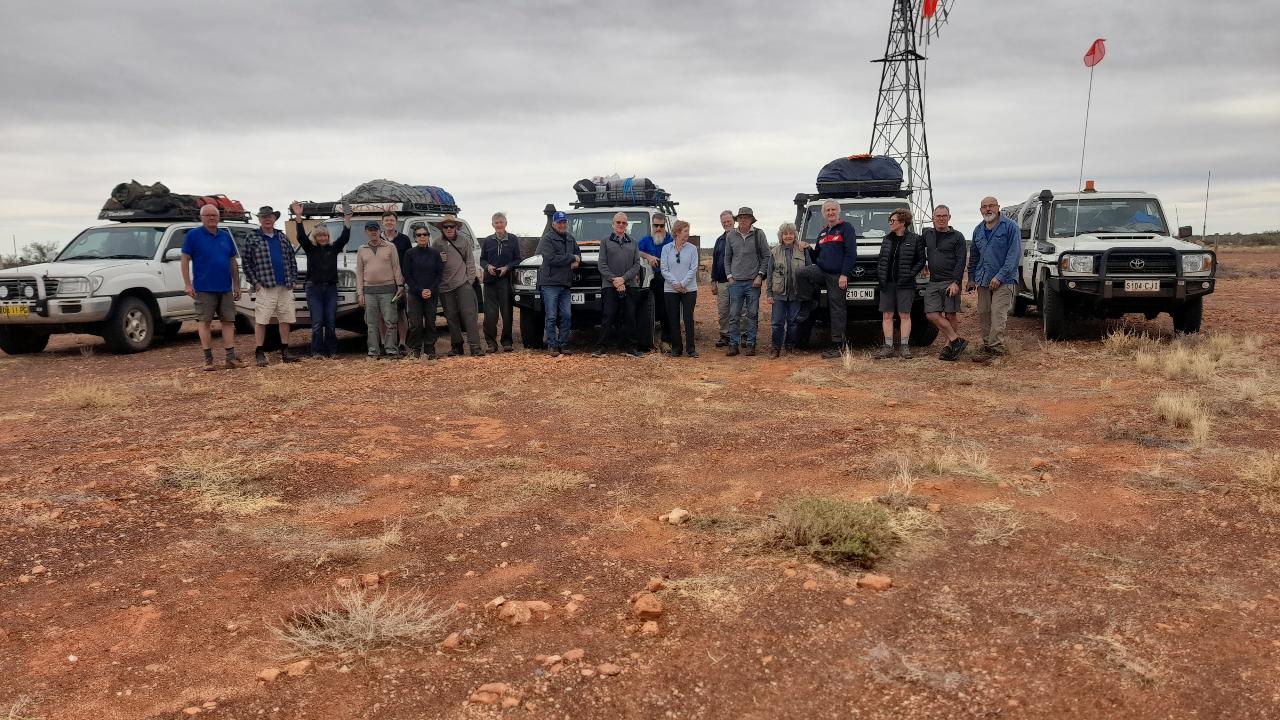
left=908, top=294, right=939, bottom=346
left=1012, top=293, right=1032, bottom=317
left=635, top=292, right=656, bottom=352
left=103, top=296, right=155, bottom=353
left=519, top=307, right=545, bottom=349
left=1172, top=296, right=1204, bottom=334
left=1040, top=280, right=1067, bottom=341
left=0, top=326, right=50, bottom=355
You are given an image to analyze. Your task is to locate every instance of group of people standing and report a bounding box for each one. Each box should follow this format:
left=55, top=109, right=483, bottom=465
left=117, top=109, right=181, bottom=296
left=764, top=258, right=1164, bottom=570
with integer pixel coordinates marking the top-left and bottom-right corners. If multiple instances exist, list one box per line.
left=178, top=195, right=1023, bottom=369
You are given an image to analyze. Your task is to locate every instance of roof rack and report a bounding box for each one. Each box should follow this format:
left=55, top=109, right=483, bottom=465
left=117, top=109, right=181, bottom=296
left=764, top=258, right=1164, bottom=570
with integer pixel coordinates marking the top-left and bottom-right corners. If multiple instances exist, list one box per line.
left=569, top=195, right=679, bottom=215
left=297, top=200, right=461, bottom=218
left=98, top=207, right=250, bottom=223
left=794, top=186, right=911, bottom=206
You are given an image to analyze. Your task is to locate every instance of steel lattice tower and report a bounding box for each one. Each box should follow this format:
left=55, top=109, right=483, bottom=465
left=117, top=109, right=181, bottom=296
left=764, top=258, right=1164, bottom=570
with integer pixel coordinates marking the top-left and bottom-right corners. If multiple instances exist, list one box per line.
left=869, top=0, right=953, bottom=222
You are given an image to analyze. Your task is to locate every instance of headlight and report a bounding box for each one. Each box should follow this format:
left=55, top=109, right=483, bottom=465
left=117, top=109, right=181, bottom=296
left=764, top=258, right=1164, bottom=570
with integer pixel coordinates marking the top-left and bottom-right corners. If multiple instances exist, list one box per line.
left=1181, top=253, right=1212, bottom=275
left=1059, top=255, right=1095, bottom=274
left=338, top=270, right=357, bottom=289
left=52, top=276, right=97, bottom=297
left=515, top=268, right=539, bottom=288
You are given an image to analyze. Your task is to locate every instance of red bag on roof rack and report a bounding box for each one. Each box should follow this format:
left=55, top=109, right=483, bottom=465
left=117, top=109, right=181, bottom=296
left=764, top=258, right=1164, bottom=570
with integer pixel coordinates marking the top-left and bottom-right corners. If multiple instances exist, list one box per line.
left=98, top=180, right=250, bottom=222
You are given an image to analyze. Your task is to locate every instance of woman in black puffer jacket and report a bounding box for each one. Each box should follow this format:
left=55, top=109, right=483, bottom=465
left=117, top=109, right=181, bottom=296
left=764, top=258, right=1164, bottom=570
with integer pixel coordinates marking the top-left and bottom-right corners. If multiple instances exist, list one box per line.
left=874, top=208, right=926, bottom=359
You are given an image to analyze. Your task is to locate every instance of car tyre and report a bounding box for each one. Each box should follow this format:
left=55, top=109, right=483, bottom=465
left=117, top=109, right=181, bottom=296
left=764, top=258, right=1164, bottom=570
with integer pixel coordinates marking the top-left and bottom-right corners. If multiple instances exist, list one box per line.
left=635, top=293, right=656, bottom=352
left=908, top=294, right=939, bottom=346
left=103, top=296, right=155, bottom=353
left=1012, top=293, right=1032, bottom=317
left=0, top=326, right=50, bottom=355
left=519, top=307, right=545, bottom=349
left=1040, top=279, right=1067, bottom=341
left=1172, top=296, right=1204, bottom=334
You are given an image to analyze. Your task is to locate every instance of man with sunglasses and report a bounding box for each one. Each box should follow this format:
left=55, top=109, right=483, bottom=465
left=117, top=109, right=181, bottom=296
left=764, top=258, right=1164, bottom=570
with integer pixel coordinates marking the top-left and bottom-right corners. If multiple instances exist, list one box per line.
left=637, top=214, right=674, bottom=350
left=433, top=215, right=484, bottom=357
left=402, top=223, right=443, bottom=359
left=592, top=212, right=645, bottom=358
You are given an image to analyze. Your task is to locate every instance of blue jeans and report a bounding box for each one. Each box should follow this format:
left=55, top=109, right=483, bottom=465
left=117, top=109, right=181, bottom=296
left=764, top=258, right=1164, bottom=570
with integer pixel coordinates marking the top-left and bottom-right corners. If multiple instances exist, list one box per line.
left=770, top=298, right=801, bottom=349
left=541, top=285, right=572, bottom=348
left=306, top=285, right=338, bottom=356
left=727, top=280, right=760, bottom=346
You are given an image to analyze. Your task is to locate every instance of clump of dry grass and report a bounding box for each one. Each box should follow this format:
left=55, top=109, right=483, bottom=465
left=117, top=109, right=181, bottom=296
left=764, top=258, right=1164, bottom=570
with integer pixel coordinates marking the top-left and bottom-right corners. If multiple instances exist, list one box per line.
left=666, top=576, right=744, bottom=618
left=763, top=496, right=897, bottom=567
left=273, top=589, right=453, bottom=656
left=4, top=695, right=42, bottom=720
left=1103, top=328, right=1165, bottom=356
left=1153, top=392, right=1204, bottom=429
left=1129, top=333, right=1263, bottom=383
left=252, top=370, right=297, bottom=403
left=917, top=440, right=997, bottom=481
left=970, top=502, right=1026, bottom=547
left=1239, top=451, right=1280, bottom=513
left=266, top=519, right=403, bottom=567
left=427, top=497, right=468, bottom=523
left=514, top=470, right=590, bottom=499
left=161, top=450, right=285, bottom=515
left=53, top=383, right=126, bottom=409
left=1084, top=633, right=1163, bottom=683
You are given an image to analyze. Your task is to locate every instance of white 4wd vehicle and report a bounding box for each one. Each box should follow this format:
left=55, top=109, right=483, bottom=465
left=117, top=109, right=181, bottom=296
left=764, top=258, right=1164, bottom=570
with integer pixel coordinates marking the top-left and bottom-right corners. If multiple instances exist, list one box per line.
left=0, top=215, right=256, bottom=354
left=1002, top=188, right=1215, bottom=339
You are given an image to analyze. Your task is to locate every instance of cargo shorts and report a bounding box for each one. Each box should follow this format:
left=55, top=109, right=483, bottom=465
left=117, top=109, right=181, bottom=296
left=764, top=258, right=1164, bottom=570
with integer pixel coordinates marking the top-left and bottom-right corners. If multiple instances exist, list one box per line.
left=195, top=291, right=235, bottom=322
left=878, top=286, right=916, bottom=314
left=923, top=280, right=961, bottom=314
left=254, top=284, right=297, bottom=324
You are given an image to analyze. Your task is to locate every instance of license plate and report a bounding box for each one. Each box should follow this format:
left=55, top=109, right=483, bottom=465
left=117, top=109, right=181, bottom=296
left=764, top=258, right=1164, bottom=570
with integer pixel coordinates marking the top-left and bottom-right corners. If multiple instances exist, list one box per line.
left=845, top=288, right=876, bottom=301
left=0, top=305, right=30, bottom=318
left=1124, top=280, right=1160, bottom=292
left=570, top=293, right=585, bottom=304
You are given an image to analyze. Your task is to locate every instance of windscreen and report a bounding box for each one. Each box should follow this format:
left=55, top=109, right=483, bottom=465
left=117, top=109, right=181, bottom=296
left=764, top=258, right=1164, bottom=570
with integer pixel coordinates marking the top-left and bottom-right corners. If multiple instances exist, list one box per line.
left=802, top=203, right=907, bottom=241
left=56, top=226, right=164, bottom=260
left=568, top=212, right=649, bottom=244
left=1051, top=199, right=1168, bottom=237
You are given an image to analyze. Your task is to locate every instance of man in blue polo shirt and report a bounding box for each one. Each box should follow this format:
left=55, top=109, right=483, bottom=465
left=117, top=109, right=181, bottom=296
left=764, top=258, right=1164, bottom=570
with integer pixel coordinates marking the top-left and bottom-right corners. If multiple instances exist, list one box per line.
left=966, top=196, right=1022, bottom=363
left=181, top=204, right=246, bottom=370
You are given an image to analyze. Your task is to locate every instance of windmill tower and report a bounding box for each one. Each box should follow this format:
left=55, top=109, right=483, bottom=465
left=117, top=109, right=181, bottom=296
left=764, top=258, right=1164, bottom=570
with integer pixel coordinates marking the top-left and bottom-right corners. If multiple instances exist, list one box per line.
left=869, top=0, right=955, bottom=221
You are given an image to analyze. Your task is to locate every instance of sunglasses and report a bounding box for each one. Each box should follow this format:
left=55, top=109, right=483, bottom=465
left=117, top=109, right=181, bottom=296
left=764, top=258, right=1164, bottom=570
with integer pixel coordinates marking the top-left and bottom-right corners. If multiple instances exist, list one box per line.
left=414, top=232, right=429, bottom=237
left=653, top=224, right=666, bottom=229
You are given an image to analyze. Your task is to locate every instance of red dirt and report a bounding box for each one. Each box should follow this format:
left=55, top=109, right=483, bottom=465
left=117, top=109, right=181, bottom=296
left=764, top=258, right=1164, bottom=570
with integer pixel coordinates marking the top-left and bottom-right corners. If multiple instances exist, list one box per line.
left=2, top=248, right=1278, bottom=719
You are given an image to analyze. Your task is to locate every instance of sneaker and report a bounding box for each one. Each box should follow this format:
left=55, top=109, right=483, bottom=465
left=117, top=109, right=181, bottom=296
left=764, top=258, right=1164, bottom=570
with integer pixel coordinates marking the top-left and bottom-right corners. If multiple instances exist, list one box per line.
left=725, top=345, right=740, bottom=357
left=550, top=347, right=561, bottom=357
left=821, top=344, right=843, bottom=359
left=224, top=356, right=247, bottom=369
left=771, top=347, right=781, bottom=358
left=938, top=344, right=958, bottom=361
left=411, top=349, right=422, bottom=359
left=383, top=351, right=401, bottom=360
left=471, top=346, right=486, bottom=357
left=952, top=338, right=969, bottom=356
left=559, top=347, right=573, bottom=356
left=255, top=351, right=268, bottom=367
left=715, top=335, right=730, bottom=348
left=899, top=345, right=913, bottom=360
left=744, top=344, right=757, bottom=357
left=872, top=345, right=896, bottom=360
left=487, top=342, right=499, bottom=353
left=280, top=349, right=301, bottom=363
left=448, top=347, right=464, bottom=357
left=625, top=348, right=645, bottom=358
left=202, top=357, right=218, bottom=372
left=971, top=346, right=995, bottom=364
left=688, top=349, right=699, bottom=358
left=591, top=348, right=607, bottom=358
left=502, top=345, right=515, bottom=353
left=670, top=350, right=683, bottom=358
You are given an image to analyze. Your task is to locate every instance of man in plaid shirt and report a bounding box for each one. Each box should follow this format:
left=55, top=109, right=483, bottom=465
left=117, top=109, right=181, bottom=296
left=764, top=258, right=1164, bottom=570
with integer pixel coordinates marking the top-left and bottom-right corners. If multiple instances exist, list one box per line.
left=242, top=206, right=301, bottom=366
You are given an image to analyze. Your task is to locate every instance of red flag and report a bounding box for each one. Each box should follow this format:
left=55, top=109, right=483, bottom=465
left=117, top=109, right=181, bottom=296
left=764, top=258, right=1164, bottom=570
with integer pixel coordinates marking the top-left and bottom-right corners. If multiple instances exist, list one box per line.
left=924, top=0, right=939, bottom=19
left=1083, top=38, right=1106, bottom=67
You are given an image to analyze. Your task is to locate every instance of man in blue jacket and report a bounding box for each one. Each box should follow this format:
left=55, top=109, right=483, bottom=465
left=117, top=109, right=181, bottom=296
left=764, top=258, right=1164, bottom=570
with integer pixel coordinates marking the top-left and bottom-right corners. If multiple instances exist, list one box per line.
left=966, top=196, right=1022, bottom=362
left=480, top=212, right=522, bottom=352
left=710, top=210, right=733, bottom=347
left=637, top=214, right=674, bottom=349
left=536, top=211, right=581, bottom=356
left=796, top=199, right=858, bottom=359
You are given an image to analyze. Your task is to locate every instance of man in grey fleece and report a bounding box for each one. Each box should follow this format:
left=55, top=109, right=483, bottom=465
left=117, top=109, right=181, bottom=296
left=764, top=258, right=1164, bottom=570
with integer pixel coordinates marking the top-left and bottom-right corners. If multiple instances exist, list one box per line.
left=433, top=215, right=484, bottom=357
left=722, top=206, right=771, bottom=356
left=922, top=204, right=969, bottom=360
left=592, top=212, right=646, bottom=358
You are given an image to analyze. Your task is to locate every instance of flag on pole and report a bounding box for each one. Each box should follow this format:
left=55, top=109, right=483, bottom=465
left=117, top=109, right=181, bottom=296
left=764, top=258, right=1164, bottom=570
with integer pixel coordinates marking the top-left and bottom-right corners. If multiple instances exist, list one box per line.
left=923, top=0, right=939, bottom=19
left=1083, top=38, right=1106, bottom=67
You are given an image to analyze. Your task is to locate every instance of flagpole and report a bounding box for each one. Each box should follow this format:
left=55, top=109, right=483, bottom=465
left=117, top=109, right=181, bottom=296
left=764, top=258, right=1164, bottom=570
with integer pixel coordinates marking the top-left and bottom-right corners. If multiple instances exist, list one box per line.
left=1201, top=169, right=1211, bottom=241
left=1072, top=64, right=1095, bottom=237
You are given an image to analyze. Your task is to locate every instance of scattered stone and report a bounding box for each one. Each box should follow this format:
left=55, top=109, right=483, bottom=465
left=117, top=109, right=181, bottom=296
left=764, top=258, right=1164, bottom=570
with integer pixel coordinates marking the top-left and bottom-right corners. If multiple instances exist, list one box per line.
left=632, top=593, right=664, bottom=620
left=645, top=578, right=665, bottom=592
left=486, top=596, right=507, bottom=609
left=597, top=663, right=622, bottom=676
left=580, top=668, right=596, bottom=677
left=624, top=624, right=639, bottom=636
left=141, top=589, right=157, bottom=598
left=498, top=601, right=532, bottom=626
left=449, top=475, right=463, bottom=488
left=1066, top=447, right=1084, bottom=459
left=842, top=597, right=856, bottom=607
left=31, top=565, right=46, bottom=575
left=857, top=574, right=893, bottom=591
left=802, top=579, right=819, bottom=591
left=17, top=575, right=32, bottom=584
left=564, top=601, right=581, bottom=617
left=359, top=573, right=380, bottom=589
left=925, top=503, right=942, bottom=513
left=563, top=648, right=585, bottom=662
left=202, top=702, right=217, bottom=710
left=640, top=621, right=659, bottom=636
left=464, top=570, right=476, bottom=578
left=1030, top=457, right=1051, bottom=471
left=500, top=541, right=510, bottom=548
left=885, top=400, right=899, bottom=407
left=501, top=696, right=521, bottom=709
left=67, top=655, right=78, bottom=663
left=661, top=508, right=691, bottom=526
left=540, top=654, right=562, bottom=667
left=468, top=682, right=511, bottom=705
left=257, top=668, right=282, bottom=683
left=283, top=659, right=314, bottom=677
left=783, top=568, right=798, bottom=578
left=182, top=707, right=201, bottom=716
left=1041, top=472, right=1054, bottom=483
left=441, top=632, right=461, bottom=649
left=784, top=560, right=799, bottom=569
left=526, top=600, right=553, bottom=617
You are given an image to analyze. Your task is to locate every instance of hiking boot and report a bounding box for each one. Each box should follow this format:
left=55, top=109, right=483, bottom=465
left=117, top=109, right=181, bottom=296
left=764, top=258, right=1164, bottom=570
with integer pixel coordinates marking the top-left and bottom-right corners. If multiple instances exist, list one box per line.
left=725, top=345, right=740, bottom=357
left=591, top=348, right=607, bottom=358
left=487, top=342, right=499, bottom=354
left=687, top=349, right=699, bottom=358
left=225, top=356, right=247, bottom=369
left=448, top=346, right=464, bottom=357
left=471, top=346, right=485, bottom=357
left=952, top=337, right=969, bottom=357
left=971, top=346, right=995, bottom=364
left=938, top=344, right=958, bottom=361
left=899, top=345, right=914, bottom=360
left=255, top=350, right=268, bottom=367
left=410, top=349, right=422, bottom=360
left=821, top=344, right=844, bottom=360
left=202, top=357, right=218, bottom=372
left=744, top=344, right=757, bottom=357
left=280, top=348, right=301, bottom=363
left=559, top=347, right=573, bottom=356
left=872, top=345, right=896, bottom=360
left=502, top=344, right=515, bottom=352
left=625, top=348, right=645, bottom=358
left=715, top=335, right=730, bottom=348
left=550, top=347, right=561, bottom=357
left=771, top=347, right=781, bottom=358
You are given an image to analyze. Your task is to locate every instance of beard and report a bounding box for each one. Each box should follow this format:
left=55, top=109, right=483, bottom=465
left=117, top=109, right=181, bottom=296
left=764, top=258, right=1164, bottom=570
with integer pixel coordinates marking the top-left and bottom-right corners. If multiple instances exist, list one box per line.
left=982, top=212, right=998, bottom=223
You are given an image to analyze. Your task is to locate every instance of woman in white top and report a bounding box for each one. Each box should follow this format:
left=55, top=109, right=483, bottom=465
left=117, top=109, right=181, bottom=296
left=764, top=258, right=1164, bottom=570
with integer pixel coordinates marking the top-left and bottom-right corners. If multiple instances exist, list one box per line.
left=659, top=220, right=700, bottom=357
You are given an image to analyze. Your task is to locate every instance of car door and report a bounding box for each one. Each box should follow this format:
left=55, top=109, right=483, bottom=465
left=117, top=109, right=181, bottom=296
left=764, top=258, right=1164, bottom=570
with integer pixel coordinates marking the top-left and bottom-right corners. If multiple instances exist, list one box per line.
left=1019, top=205, right=1039, bottom=294
left=158, top=226, right=197, bottom=319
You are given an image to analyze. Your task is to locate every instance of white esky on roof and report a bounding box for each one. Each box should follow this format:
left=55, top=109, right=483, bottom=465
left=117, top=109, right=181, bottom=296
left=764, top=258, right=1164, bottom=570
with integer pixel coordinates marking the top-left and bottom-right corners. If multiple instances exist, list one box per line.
left=0, top=0, right=1275, bottom=255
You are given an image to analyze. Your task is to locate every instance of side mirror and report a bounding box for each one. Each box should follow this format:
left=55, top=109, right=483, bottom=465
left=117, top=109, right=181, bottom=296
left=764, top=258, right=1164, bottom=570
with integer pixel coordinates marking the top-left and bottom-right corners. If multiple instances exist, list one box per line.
left=163, top=248, right=183, bottom=262
left=1178, top=225, right=1194, bottom=239
left=1020, top=227, right=1032, bottom=240
left=1037, top=241, right=1057, bottom=255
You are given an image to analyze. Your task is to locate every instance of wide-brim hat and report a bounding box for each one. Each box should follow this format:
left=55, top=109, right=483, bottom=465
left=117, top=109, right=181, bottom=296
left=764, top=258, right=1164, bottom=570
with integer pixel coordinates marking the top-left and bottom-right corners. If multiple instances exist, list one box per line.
left=735, top=206, right=757, bottom=223
left=256, top=206, right=282, bottom=220
left=430, top=214, right=462, bottom=229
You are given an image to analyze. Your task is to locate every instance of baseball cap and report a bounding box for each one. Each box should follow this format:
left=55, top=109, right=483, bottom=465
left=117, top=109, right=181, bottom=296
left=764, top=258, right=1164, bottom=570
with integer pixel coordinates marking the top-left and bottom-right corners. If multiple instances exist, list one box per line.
left=551, top=211, right=568, bottom=223
left=363, top=221, right=379, bottom=230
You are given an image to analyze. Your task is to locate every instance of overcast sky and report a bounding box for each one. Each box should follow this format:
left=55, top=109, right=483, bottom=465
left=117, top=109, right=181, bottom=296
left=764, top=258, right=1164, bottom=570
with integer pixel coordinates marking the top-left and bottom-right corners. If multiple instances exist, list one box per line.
left=2, top=0, right=1276, bottom=254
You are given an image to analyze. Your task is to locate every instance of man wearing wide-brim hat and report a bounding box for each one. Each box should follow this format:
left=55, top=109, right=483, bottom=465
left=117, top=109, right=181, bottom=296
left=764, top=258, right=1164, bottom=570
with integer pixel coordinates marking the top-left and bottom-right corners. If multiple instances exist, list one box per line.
left=431, top=215, right=484, bottom=357
left=722, top=206, right=771, bottom=356
left=241, top=205, right=301, bottom=366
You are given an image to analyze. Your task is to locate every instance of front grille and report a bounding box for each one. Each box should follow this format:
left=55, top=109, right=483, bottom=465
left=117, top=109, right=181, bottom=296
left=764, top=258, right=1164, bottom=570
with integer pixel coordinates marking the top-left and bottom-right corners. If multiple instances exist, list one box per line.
left=851, top=259, right=877, bottom=279
left=572, top=268, right=602, bottom=288
left=0, top=276, right=37, bottom=301
left=1106, top=252, right=1176, bottom=274
left=43, top=279, right=61, bottom=297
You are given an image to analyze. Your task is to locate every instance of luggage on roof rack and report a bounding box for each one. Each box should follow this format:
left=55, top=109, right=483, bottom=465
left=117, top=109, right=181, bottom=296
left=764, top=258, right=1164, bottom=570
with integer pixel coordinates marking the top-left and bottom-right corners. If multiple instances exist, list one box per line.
left=98, top=180, right=250, bottom=222
left=815, top=155, right=905, bottom=196
left=296, top=179, right=461, bottom=218
left=570, top=176, right=677, bottom=211
left=297, top=199, right=461, bottom=218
